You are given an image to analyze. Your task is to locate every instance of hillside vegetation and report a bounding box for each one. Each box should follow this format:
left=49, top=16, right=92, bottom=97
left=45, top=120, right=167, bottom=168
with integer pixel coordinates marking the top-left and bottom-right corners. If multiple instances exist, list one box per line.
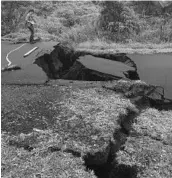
left=1, top=1, right=172, bottom=46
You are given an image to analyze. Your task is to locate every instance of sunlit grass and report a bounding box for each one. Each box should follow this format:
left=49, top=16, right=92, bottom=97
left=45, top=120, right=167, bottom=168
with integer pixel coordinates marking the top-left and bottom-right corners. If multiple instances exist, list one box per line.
left=77, top=40, right=172, bottom=54
left=2, top=132, right=96, bottom=178
left=1, top=84, right=136, bottom=178
left=115, top=108, right=172, bottom=178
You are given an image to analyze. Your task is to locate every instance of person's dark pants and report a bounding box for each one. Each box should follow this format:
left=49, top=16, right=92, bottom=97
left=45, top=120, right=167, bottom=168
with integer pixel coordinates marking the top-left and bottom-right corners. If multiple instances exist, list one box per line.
left=27, top=23, right=34, bottom=43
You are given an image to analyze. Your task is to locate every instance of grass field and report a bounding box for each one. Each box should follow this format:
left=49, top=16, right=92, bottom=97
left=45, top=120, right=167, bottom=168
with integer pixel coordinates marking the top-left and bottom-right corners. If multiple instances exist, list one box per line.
left=1, top=82, right=135, bottom=178
left=1, top=80, right=172, bottom=178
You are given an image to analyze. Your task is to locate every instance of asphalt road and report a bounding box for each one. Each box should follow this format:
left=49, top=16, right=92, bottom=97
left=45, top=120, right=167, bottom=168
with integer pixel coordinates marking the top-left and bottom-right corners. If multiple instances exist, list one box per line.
left=78, top=55, right=135, bottom=78
left=1, top=41, right=57, bottom=85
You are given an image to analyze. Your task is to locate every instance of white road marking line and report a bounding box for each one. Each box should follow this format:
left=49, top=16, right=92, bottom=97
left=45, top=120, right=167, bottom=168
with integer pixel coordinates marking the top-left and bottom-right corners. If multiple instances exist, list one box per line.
left=6, top=43, right=26, bottom=66
left=24, top=47, right=38, bottom=57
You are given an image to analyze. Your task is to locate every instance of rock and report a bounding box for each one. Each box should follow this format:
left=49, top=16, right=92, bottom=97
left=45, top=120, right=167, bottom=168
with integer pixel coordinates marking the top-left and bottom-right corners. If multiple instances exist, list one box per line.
left=148, top=97, right=172, bottom=110
left=103, top=80, right=172, bottom=110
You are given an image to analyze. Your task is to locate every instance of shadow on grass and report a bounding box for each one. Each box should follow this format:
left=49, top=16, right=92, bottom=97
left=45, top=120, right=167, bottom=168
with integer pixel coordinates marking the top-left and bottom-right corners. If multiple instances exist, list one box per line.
left=84, top=154, right=138, bottom=178
left=109, top=163, right=138, bottom=178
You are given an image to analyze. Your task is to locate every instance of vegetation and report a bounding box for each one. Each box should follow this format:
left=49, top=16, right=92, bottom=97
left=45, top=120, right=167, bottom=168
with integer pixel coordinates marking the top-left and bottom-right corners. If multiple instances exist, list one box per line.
left=1, top=1, right=172, bottom=46
left=1, top=1, right=172, bottom=178
left=1, top=83, right=136, bottom=178
left=2, top=80, right=172, bottom=178
left=116, top=108, right=172, bottom=178
left=76, top=41, right=172, bottom=54
left=2, top=132, right=96, bottom=178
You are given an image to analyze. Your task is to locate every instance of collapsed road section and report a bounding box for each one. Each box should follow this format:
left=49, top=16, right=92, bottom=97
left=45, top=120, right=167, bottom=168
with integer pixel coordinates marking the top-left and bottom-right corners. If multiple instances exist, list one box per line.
left=1, top=41, right=139, bottom=82
left=33, top=42, right=140, bottom=81
left=2, top=41, right=172, bottom=109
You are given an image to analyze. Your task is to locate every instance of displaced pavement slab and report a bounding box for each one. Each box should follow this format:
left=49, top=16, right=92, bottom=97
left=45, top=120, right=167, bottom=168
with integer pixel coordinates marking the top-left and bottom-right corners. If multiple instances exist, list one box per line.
left=78, top=55, right=135, bottom=78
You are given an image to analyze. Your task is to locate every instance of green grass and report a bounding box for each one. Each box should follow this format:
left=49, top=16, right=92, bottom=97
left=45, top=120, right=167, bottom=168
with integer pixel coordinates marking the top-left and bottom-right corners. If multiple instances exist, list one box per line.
left=2, top=79, right=172, bottom=178
left=100, top=80, right=172, bottom=177
left=133, top=108, right=172, bottom=145
left=115, top=108, right=172, bottom=178
left=76, top=40, right=172, bottom=54
left=2, top=133, right=96, bottom=178
left=1, top=83, right=136, bottom=178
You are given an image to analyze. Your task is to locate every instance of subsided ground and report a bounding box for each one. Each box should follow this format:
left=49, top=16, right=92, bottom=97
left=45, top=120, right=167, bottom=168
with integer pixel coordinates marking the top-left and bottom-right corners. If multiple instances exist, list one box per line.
left=1, top=80, right=172, bottom=178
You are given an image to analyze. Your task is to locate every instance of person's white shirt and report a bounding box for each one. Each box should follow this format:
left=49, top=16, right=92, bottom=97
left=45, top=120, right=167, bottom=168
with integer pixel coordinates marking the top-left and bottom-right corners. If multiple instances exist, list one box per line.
left=25, top=12, right=36, bottom=25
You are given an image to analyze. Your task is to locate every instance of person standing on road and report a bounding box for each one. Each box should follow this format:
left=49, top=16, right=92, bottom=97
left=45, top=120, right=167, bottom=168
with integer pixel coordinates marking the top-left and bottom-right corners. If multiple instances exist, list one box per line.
left=25, top=9, right=36, bottom=44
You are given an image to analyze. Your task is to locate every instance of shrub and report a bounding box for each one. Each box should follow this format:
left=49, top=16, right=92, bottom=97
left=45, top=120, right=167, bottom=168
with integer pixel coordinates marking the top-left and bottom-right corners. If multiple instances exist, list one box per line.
left=98, top=1, right=140, bottom=42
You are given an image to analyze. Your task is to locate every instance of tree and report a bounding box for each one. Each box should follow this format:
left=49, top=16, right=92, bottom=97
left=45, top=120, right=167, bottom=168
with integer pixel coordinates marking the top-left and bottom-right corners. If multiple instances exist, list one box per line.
left=1, top=1, right=55, bottom=36
left=1, top=1, right=32, bottom=35
left=98, top=1, right=140, bottom=42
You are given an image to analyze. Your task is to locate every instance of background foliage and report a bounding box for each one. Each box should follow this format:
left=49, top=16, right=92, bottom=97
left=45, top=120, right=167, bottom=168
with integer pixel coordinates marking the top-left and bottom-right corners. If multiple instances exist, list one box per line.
left=1, top=1, right=172, bottom=43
